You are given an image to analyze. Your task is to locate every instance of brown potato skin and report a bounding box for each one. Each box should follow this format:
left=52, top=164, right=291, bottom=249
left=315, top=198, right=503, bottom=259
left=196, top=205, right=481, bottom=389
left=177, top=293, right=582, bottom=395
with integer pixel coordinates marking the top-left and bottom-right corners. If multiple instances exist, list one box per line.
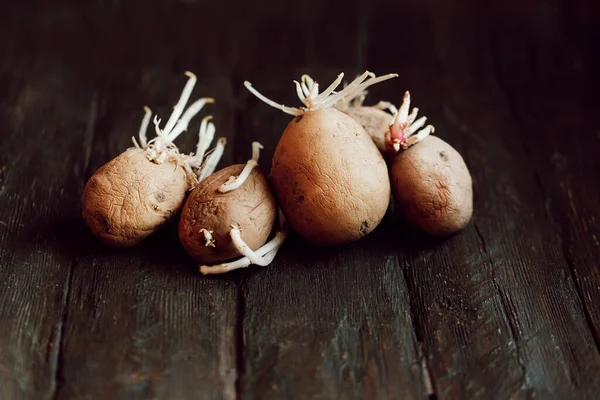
left=81, top=148, right=189, bottom=247
left=271, top=108, right=390, bottom=246
left=178, top=164, right=277, bottom=264
left=391, top=136, right=473, bottom=235
left=343, top=106, right=390, bottom=153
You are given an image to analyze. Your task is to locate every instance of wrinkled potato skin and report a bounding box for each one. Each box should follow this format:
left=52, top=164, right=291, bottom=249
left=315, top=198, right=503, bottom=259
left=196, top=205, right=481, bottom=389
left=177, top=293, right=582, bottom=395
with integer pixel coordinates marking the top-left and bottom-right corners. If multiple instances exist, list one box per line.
left=178, top=165, right=277, bottom=264
left=271, top=108, right=390, bottom=246
left=343, top=106, right=390, bottom=153
left=391, top=136, right=473, bottom=235
left=82, top=148, right=189, bottom=247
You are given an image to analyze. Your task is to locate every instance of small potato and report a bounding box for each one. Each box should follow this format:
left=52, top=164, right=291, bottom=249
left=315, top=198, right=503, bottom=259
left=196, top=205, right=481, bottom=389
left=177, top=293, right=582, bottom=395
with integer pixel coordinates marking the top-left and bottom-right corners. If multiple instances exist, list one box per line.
left=82, top=148, right=188, bottom=247
left=343, top=88, right=473, bottom=235
left=391, top=136, right=473, bottom=235
left=343, top=106, right=390, bottom=153
left=178, top=164, right=277, bottom=264
left=81, top=72, right=225, bottom=247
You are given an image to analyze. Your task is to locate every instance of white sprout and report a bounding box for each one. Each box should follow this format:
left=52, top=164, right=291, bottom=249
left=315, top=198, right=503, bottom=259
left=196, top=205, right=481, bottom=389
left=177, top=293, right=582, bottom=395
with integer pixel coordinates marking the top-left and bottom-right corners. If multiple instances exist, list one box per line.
left=198, top=138, right=227, bottom=181
left=165, top=97, right=214, bottom=142
left=163, top=71, right=198, bottom=135
left=135, top=71, right=214, bottom=162
left=188, top=115, right=216, bottom=169
left=195, top=116, right=216, bottom=161
left=374, top=101, right=398, bottom=115
left=199, top=209, right=289, bottom=275
left=244, top=70, right=398, bottom=116
left=200, top=229, right=216, bottom=247
left=309, top=72, right=434, bottom=152
left=133, top=71, right=227, bottom=184
left=331, top=72, right=376, bottom=111
left=137, top=106, right=152, bottom=148
left=387, top=91, right=435, bottom=151
left=218, top=142, right=263, bottom=193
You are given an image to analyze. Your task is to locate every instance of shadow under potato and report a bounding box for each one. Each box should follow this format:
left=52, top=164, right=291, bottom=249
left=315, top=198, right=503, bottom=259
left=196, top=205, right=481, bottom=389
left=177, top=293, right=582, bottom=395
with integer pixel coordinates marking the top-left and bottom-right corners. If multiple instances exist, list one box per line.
left=230, top=205, right=454, bottom=278
left=42, top=198, right=457, bottom=280
left=381, top=206, right=454, bottom=253
left=65, top=214, right=201, bottom=277
left=7, top=209, right=89, bottom=263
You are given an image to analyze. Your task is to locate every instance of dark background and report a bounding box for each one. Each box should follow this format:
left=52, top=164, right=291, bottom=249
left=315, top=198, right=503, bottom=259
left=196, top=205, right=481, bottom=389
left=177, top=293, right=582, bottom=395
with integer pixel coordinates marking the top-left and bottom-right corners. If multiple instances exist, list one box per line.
left=1, top=0, right=600, bottom=399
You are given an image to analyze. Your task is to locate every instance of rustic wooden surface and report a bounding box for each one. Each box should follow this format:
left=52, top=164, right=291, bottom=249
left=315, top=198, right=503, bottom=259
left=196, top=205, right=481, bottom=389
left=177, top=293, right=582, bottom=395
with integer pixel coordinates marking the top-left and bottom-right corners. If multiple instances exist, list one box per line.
left=1, top=0, right=599, bottom=399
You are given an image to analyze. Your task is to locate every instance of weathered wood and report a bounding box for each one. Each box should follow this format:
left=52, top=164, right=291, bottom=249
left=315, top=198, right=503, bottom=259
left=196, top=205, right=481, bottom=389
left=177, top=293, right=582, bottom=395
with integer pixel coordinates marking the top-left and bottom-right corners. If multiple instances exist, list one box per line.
left=54, top=68, right=239, bottom=400
left=0, top=41, right=90, bottom=400
left=0, top=3, right=240, bottom=399
left=363, top=7, right=530, bottom=399
left=379, top=1, right=600, bottom=398
left=488, top=0, right=600, bottom=362
left=2, top=0, right=600, bottom=399
left=239, top=234, right=428, bottom=400
left=235, top=12, right=427, bottom=399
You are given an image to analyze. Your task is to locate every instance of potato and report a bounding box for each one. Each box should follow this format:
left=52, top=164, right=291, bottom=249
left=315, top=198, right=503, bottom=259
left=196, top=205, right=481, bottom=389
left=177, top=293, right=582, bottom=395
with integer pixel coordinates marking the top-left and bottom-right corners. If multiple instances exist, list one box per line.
left=178, top=164, right=277, bottom=264
left=82, top=148, right=189, bottom=247
left=368, top=90, right=473, bottom=235
left=391, top=135, right=473, bottom=235
left=244, top=72, right=399, bottom=246
left=270, top=108, right=390, bottom=246
left=343, top=106, right=390, bottom=153
left=81, top=72, right=225, bottom=247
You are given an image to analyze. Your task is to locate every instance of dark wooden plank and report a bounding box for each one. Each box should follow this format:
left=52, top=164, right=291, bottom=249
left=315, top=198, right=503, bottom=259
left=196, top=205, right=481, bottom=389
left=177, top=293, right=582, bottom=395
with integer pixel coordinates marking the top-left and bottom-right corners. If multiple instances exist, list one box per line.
left=239, top=237, right=427, bottom=400
left=363, top=6, right=529, bottom=399
left=4, top=3, right=241, bottom=399
left=235, top=9, right=428, bottom=400
left=370, top=1, right=600, bottom=397
left=56, top=71, right=239, bottom=399
left=488, top=0, right=600, bottom=360
left=0, top=20, right=93, bottom=400
left=3, top=1, right=600, bottom=399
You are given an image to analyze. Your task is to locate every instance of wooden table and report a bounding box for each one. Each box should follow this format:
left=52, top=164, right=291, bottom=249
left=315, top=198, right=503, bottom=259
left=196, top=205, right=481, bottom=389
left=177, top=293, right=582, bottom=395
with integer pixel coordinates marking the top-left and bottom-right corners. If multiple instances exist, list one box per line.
left=1, top=1, right=600, bottom=399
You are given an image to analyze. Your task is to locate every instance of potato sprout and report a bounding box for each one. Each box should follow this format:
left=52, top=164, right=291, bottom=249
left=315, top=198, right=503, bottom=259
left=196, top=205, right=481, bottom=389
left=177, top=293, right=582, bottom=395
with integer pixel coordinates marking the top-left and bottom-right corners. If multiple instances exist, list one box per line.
left=244, top=70, right=398, bottom=116
left=386, top=91, right=435, bottom=151
left=199, top=209, right=289, bottom=275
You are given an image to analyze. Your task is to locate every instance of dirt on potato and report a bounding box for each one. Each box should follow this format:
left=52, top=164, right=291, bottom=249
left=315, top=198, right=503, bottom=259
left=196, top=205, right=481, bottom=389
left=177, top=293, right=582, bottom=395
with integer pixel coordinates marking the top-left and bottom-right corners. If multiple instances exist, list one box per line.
left=81, top=148, right=189, bottom=247
left=391, top=136, right=473, bottom=235
left=178, top=164, right=277, bottom=264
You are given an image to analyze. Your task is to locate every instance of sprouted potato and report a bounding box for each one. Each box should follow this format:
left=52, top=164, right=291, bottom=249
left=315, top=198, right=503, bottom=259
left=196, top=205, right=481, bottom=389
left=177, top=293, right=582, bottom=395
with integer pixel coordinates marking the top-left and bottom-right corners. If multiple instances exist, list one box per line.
left=244, top=71, right=397, bottom=246
left=349, top=89, right=473, bottom=235
left=82, top=72, right=226, bottom=247
left=178, top=142, right=288, bottom=274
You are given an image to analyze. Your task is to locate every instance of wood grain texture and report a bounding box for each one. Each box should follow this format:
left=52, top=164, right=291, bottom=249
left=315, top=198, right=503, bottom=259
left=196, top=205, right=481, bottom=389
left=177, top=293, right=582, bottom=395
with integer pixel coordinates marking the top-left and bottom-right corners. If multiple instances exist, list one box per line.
left=363, top=8, right=531, bottom=399
left=488, top=0, right=600, bottom=361
left=1, top=0, right=600, bottom=399
left=51, top=2, right=241, bottom=398
left=0, top=3, right=240, bottom=400
left=391, top=1, right=600, bottom=398
left=0, top=22, right=92, bottom=399
left=238, top=236, right=427, bottom=400
left=234, top=9, right=427, bottom=399
left=359, top=1, right=600, bottom=398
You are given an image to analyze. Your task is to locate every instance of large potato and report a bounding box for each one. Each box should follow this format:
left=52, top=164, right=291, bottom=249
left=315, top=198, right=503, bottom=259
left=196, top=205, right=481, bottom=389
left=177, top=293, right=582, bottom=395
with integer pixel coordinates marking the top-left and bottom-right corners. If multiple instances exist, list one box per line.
left=270, top=108, right=390, bottom=246
left=178, top=164, right=277, bottom=264
left=391, top=136, right=472, bottom=235
left=81, top=148, right=189, bottom=247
